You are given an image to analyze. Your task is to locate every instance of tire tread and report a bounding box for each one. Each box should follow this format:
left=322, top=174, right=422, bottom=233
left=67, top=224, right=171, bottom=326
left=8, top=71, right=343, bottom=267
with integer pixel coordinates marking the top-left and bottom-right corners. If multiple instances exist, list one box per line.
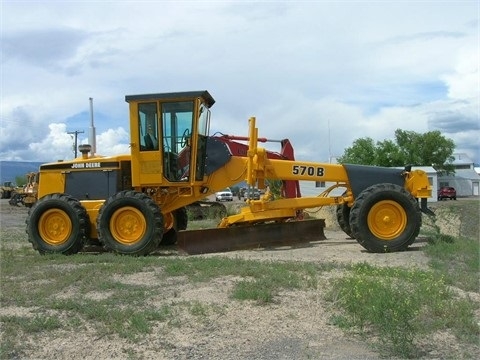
left=349, top=183, right=421, bottom=253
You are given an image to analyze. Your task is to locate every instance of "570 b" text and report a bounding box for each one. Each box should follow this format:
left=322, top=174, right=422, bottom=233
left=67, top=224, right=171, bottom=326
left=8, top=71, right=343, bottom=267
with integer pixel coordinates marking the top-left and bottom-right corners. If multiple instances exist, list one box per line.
left=292, top=165, right=325, bottom=177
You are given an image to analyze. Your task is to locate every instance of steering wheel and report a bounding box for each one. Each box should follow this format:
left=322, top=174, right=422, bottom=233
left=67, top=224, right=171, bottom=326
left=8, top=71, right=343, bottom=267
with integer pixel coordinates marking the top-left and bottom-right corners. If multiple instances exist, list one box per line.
left=180, top=128, right=190, bottom=147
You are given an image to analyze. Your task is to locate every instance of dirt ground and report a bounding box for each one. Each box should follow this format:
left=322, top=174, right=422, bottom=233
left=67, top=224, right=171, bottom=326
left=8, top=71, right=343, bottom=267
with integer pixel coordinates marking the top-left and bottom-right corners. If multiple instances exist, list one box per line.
left=0, top=198, right=478, bottom=359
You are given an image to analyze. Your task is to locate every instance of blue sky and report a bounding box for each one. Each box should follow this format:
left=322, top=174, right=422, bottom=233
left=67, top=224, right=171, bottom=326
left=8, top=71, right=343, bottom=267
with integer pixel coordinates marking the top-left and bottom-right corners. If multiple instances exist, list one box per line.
left=1, top=1, right=479, bottom=165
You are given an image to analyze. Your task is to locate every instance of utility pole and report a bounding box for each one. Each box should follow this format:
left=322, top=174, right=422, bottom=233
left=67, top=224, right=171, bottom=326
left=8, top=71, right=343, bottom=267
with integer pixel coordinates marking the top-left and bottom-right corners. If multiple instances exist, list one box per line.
left=68, top=130, right=84, bottom=158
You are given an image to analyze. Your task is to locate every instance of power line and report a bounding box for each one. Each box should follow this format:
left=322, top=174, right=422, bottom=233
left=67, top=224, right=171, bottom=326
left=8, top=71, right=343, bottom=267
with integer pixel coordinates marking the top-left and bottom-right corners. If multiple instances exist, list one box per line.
left=68, top=130, right=84, bottom=158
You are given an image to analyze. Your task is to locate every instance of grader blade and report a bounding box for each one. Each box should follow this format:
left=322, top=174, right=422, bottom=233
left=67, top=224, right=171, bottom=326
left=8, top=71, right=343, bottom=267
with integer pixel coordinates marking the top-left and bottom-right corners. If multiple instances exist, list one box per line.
left=177, top=219, right=326, bottom=255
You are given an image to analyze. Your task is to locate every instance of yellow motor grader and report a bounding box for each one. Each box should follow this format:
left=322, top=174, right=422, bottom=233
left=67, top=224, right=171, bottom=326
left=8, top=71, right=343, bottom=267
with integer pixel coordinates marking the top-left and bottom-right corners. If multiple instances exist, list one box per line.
left=9, top=172, right=39, bottom=207
left=0, top=181, right=15, bottom=199
left=26, top=90, right=433, bottom=256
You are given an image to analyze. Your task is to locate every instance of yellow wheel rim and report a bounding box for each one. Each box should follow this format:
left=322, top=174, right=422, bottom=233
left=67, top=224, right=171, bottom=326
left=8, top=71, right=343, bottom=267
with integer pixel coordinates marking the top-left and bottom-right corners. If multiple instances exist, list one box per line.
left=110, top=206, right=146, bottom=245
left=367, top=200, right=407, bottom=240
left=39, top=209, right=72, bottom=246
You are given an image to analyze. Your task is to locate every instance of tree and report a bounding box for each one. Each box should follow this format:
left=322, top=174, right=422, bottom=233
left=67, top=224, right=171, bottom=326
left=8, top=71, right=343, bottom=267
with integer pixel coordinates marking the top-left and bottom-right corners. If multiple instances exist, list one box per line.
left=266, top=179, right=284, bottom=200
left=15, top=175, right=27, bottom=187
left=338, top=137, right=377, bottom=165
left=394, top=130, right=455, bottom=173
left=375, top=139, right=405, bottom=167
left=337, top=129, right=455, bottom=174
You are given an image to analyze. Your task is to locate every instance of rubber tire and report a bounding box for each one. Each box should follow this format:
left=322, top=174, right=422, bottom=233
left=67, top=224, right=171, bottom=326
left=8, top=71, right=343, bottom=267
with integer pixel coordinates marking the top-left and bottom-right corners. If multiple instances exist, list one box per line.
left=161, top=207, right=188, bottom=246
left=26, top=193, right=89, bottom=255
left=176, top=207, right=188, bottom=231
left=349, top=183, right=421, bottom=253
left=97, top=191, right=163, bottom=255
left=9, top=192, right=21, bottom=206
left=336, top=203, right=354, bottom=239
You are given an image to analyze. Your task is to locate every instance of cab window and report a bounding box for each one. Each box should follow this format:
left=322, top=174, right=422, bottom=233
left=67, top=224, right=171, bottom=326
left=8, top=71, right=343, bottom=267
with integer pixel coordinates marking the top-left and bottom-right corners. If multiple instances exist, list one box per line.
left=138, top=102, right=158, bottom=151
left=162, top=101, right=193, bottom=181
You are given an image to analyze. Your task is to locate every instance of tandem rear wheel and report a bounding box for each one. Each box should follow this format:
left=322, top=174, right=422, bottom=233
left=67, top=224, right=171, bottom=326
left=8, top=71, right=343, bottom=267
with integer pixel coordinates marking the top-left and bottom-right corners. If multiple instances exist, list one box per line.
left=97, top=190, right=164, bottom=256
left=26, top=193, right=89, bottom=255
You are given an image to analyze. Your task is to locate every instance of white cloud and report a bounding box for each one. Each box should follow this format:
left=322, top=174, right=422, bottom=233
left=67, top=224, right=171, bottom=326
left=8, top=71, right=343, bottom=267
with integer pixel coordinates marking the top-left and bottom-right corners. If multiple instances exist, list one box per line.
left=364, top=106, right=429, bottom=138
left=1, top=1, right=478, bottom=166
left=442, top=46, right=479, bottom=100
left=28, top=124, right=74, bottom=161
left=93, top=127, right=130, bottom=156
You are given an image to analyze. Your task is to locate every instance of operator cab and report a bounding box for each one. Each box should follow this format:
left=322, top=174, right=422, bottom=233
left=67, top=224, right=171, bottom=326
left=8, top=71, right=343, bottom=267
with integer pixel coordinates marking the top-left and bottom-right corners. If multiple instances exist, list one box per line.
left=125, top=91, right=215, bottom=187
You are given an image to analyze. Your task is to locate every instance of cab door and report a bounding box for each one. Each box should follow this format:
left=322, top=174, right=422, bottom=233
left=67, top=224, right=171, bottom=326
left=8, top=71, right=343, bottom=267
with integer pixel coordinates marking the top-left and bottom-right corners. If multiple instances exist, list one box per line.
left=161, top=101, right=193, bottom=183
left=130, top=101, right=163, bottom=186
left=129, top=97, right=209, bottom=187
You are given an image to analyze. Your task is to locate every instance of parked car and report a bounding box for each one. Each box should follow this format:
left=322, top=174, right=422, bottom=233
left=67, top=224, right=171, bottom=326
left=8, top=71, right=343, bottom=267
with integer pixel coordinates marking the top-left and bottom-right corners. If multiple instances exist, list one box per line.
left=245, top=188, right=261, bottom=200
left=215, top=188, right=233, bottom=202
left=438, top=186, right=457, bottom=200
left=239, top=187, right=261, bottom=200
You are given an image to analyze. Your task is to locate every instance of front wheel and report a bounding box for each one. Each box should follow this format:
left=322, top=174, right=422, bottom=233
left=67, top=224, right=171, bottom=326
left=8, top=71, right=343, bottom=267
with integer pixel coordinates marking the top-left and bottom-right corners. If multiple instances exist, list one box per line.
left=26, top=193, right=89, bottom=255
left=349, top=183, right=421, bottom=253
left=97, top=191, right=163, bottom=255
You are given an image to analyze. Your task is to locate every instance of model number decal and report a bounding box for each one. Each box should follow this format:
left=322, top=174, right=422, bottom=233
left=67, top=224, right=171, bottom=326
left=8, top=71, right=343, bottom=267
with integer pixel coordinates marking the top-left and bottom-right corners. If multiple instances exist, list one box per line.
left=292, top=165, right=324, bottom=177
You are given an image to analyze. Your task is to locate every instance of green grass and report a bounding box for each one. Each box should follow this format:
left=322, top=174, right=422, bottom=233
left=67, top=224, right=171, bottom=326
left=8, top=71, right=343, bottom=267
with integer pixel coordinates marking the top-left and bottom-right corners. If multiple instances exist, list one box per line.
left=0, top=230, right=325, bottom=357
left=424, top=234, right=479, bottom=292
left=327, top=236, right=480, bottom=358
left=1, top=200, right=479, bottom=359
left=329, top=264, right=465, bottom=357
left=162, top=256, right=321, bottom=303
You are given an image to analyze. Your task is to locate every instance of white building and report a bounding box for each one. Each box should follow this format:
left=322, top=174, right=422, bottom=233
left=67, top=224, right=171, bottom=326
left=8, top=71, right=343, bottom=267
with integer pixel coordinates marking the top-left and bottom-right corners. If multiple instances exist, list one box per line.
left=438, top=153, right=480, bottom=197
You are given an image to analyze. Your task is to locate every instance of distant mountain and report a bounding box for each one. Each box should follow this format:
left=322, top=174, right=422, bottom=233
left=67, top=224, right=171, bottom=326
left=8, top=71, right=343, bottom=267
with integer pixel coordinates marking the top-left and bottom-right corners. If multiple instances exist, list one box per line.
left=0, top=161, right=43, bottom=184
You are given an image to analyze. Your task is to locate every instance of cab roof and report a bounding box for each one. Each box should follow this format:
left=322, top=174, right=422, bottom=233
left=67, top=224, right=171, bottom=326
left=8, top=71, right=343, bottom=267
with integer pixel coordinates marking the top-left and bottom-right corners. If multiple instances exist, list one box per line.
left=125, top=90, right=215, bottom=108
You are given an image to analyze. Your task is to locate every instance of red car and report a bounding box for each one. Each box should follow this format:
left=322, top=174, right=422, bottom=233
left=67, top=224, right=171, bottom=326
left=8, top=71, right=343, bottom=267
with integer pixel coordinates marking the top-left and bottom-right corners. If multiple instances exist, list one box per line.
left=438, top=186, right=457, bottom=200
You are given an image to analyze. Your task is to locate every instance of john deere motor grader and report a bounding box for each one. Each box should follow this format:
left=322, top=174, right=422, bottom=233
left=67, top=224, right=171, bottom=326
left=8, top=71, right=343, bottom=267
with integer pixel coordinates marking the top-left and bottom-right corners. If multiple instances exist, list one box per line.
left=9, top=172, right=39, bottom=207
left=26, top=90, right=433, bottom=256
left=0, top=181, right=14, bottom=199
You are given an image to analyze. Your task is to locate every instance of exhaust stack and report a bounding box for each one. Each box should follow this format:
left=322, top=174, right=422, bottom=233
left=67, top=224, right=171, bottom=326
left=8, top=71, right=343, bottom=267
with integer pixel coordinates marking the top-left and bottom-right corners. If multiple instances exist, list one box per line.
left=88, top=97, right=96, bottom=155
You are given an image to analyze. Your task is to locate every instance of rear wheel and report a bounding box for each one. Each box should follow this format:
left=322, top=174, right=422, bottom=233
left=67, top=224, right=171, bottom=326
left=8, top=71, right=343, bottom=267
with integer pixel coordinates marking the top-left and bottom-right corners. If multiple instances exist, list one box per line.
left=97, top=191, right=163, bottom=255
left=26, top=193, right=89, bottom=255
left=161, top=207, right=188, bottom=246
left=349, top=183, right=421, bottom=253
